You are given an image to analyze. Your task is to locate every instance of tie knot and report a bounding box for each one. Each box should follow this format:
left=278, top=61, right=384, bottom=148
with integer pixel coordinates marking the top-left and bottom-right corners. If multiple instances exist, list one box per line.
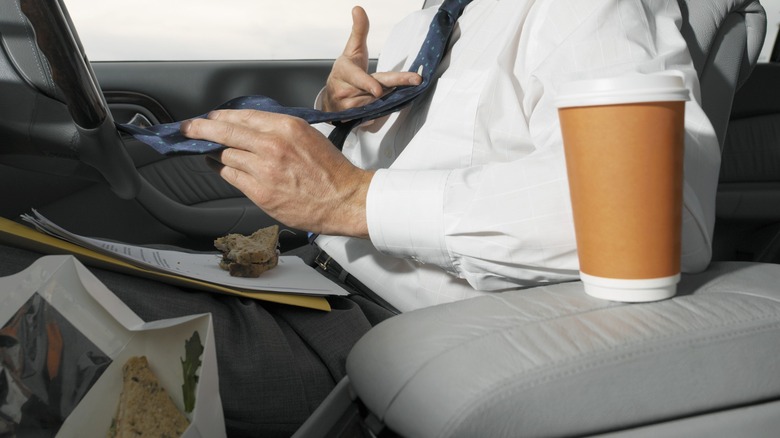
left=439, top=0, right=472, bottom=20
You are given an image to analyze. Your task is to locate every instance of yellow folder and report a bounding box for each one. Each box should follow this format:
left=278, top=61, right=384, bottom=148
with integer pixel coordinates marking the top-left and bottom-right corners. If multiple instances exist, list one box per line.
left=0, top=216, right=330, bottom=311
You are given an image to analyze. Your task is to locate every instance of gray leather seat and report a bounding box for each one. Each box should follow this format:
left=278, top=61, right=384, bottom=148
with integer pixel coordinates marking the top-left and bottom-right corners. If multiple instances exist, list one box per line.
left=295, top=1, right=773, bottom=437
left=346, top=263, right=780, bottom=437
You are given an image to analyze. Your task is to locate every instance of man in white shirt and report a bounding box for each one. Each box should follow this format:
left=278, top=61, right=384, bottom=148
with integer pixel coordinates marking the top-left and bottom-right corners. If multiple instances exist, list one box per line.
left=182, top=0, right=719, bottom=312
left=0, top=1, right=722, bottom=435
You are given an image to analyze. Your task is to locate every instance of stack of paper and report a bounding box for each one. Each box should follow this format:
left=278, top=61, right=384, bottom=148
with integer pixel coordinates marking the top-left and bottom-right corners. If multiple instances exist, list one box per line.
left=0, top=211, right=345, bottom=310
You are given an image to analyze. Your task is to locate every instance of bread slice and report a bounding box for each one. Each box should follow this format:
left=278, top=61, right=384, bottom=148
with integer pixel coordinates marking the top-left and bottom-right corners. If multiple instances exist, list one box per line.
left=214, top=225, right=280, bottom=277
left=109, top=356, right=190, bottom=438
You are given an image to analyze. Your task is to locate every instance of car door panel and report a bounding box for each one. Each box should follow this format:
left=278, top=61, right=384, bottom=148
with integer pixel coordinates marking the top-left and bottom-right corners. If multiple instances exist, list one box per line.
left=2, top=59, right=336, bottom=251
left=99, top=60, right=334, bottom=248
left=94, top=60, right=333, bottom=122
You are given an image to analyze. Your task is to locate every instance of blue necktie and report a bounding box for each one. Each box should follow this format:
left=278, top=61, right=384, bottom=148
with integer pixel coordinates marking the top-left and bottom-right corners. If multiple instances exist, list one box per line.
left=118, top=0, right=472, bottom=154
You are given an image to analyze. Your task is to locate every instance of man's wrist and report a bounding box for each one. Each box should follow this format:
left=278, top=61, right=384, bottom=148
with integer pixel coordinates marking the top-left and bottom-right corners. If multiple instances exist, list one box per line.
left=323, top=167, right=374, bottom=239
left=343, top=169, right=373, bottom=239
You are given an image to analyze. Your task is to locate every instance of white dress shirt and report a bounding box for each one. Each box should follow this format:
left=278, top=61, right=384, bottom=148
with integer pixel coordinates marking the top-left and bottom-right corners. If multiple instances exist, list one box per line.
left=316, top=0, right=720, bottom=312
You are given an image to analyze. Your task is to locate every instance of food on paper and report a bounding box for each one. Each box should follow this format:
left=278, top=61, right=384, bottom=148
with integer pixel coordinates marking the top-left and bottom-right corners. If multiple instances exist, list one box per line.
left=108, top=356, right=190, bottom=438
left=214, top=225, right=280, bottom=277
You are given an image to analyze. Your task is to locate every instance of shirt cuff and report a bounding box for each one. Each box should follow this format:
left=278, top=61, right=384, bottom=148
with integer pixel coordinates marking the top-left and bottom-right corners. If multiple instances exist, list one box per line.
left=313, top=86, right=327, bottom=110
left=366, top=168, right=455, bottom=271
left=311, top=87, right=336, bottom=138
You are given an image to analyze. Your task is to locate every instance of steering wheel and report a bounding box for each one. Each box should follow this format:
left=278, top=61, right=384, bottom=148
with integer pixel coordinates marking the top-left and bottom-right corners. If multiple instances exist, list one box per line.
left=14, top=0, right=140, bottom=199
left=20, top=0, right=106, bottom=129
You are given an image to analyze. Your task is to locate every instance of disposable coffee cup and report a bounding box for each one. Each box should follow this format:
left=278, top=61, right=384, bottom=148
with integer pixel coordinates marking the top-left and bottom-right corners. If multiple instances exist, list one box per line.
left=556, top=74, right=690, bottom=302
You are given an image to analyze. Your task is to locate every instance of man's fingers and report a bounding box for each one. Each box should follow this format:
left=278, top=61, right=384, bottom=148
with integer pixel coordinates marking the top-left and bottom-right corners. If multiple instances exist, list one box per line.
left=337, top=64, right=385, bottom=98
left=216, top=146, right=260, bottom=176
left=215, top=160, right=267, bottom=205
left=181, top=112, right=273, bottom=151
left=334, top=71, right=422, bottom=106
left=181, top=117, right=240, bottom=146
left=372, top=71, right=423, bottom=90
left=343, top=6, right=370, bottom=58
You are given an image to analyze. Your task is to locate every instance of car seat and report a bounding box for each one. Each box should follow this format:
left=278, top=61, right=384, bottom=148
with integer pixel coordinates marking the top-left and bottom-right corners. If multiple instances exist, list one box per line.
left=715, top=40, right=780, bottom=263
left=294, top=1, right=776, bottom=437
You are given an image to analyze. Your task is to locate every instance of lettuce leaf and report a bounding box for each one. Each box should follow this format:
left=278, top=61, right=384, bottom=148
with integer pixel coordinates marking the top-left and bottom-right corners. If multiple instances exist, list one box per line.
left=181, top=331, right=204, bottom=413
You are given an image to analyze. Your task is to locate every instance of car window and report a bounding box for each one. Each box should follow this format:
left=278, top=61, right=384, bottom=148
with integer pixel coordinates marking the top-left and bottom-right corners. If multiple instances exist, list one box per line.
left=64, top=0, right=778, bottom=62
left=62, top=0, right=423, bottom=61
left=761, top=0, right=780, bottom=62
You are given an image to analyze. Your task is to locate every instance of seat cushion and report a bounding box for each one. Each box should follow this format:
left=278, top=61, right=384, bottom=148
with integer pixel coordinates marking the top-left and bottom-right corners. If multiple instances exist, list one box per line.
left=347, top=262, right=780, bottom=437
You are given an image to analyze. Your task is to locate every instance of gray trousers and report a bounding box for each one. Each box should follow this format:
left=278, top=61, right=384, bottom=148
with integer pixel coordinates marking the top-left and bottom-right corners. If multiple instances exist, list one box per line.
left=0, top=244, right=394, bottom=437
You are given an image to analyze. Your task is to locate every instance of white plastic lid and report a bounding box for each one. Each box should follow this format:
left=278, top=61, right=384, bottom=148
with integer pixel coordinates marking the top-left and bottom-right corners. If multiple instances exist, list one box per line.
left=555, top=74, right=690, bottom=108
left=580, top=272, right=680, bottom=303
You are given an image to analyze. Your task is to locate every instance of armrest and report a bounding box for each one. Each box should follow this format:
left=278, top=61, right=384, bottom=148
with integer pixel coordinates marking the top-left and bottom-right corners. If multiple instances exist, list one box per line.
left=346, top=262, right=780, bottom=437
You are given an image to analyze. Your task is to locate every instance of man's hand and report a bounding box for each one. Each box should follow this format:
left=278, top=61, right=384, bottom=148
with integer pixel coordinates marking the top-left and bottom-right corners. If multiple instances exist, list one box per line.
left=322, top=6, right=421, bottom=112
left=181, top=110, right=373, bottom=238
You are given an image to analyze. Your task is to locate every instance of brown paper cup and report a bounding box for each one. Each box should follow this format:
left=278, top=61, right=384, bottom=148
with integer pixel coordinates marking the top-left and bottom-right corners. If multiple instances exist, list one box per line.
left=556, top=75, right=689, bottom=302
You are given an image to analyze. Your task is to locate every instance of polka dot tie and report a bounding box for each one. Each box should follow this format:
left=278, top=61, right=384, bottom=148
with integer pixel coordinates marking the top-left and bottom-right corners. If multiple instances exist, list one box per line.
left=118, top=0, right=473, bottom=154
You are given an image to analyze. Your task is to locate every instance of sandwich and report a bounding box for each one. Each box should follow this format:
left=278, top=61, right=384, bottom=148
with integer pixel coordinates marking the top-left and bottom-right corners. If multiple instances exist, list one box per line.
left=108, top=356, right=190, bottom=438
left=214, top=225, right=280, bottom=277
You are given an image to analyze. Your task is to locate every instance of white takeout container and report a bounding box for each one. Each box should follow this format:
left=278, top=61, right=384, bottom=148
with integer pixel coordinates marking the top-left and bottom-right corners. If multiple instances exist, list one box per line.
left=0, top=255, right=225, bottom=437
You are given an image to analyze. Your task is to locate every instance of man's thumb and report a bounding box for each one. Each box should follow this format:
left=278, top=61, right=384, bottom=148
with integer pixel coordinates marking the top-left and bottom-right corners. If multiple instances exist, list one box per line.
left=344, top=6, right=370, bottom=56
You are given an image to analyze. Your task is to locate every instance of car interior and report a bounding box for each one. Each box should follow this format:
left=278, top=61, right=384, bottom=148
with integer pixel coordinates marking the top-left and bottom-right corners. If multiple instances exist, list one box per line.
left=1, top=0, right=779, bottom=437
